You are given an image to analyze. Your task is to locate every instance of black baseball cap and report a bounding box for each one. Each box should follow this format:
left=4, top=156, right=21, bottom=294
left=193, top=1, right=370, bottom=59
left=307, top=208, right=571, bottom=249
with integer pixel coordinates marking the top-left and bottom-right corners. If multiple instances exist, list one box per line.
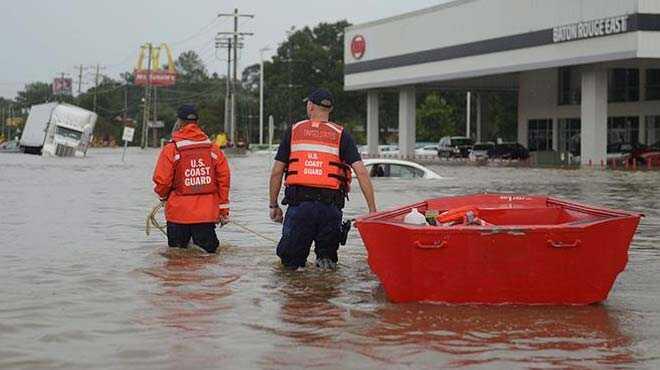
left=177, top=104, right=199, bottom=121
left=303, top=88, right=333, bottom=108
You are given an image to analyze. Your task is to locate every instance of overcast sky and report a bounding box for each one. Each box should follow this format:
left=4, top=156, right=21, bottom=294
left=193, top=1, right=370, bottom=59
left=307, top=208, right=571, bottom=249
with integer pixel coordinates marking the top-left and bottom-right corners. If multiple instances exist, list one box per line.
left=0, top=0, right=446, bottom=98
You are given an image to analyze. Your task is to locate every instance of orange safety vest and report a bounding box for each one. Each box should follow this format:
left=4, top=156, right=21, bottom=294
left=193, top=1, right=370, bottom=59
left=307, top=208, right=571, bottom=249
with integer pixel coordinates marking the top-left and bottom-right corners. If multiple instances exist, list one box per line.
left=172, top=138, right=218, bottom=195
left=285, top=120, right=350, bottom=191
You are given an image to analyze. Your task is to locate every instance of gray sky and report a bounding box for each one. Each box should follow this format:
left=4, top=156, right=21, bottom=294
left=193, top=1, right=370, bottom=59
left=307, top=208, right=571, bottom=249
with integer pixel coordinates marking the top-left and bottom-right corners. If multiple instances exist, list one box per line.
left=0, top=0, right=445, bottom=99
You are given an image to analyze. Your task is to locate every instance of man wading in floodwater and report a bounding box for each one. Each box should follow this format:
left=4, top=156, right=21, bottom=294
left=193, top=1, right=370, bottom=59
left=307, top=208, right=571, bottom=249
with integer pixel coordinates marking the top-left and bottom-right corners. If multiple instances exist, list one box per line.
left=269, top=88, right=377, bottom=270
left=153, top=104, right=231, bottom=253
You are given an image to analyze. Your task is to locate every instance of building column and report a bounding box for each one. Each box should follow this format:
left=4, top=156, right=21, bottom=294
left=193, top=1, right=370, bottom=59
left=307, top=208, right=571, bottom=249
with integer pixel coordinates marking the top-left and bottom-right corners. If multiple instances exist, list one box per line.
left=517, top=74, right=529, bottom=147
left=639, top=68, right=647, bottom=145
left=648, top=117, right=658, bottom=144
left=366, top=90, right=379, bottom=157
left=580, top=66, right=608, bottom=166
left=518, top=117, right=528, bottom=147
left=552, top=118, right=559, bottom=151
left=398, top=87, right=416, bottom=158
left=476, top=93, right=482, bottom=142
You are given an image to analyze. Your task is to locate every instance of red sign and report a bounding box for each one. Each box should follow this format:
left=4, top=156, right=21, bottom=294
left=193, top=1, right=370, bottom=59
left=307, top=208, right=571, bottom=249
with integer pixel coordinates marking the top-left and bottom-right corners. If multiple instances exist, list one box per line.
left=53, top=77, right=73, bottom=95
left=134, top=70, right=177, bottom=87
left=351, top=35, right=366, bottom=60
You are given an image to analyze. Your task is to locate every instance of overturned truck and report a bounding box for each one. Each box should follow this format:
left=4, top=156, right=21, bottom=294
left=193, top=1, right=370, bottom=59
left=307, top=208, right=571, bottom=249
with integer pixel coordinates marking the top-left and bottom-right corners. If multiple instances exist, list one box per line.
left=20, top=103, right=97, bottom=157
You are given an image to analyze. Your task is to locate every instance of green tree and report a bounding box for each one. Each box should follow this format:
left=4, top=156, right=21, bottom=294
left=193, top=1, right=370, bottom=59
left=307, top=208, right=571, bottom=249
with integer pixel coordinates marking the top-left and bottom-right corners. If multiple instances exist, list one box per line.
left=417, top=93, right=457, bottom=141
left=488, top=92, right=518, bottom=141
left=15, top=82, right=52, bottom=109
left=175, top=51, right=209, bottom=83
left=256, top=21, right=365, bottom=140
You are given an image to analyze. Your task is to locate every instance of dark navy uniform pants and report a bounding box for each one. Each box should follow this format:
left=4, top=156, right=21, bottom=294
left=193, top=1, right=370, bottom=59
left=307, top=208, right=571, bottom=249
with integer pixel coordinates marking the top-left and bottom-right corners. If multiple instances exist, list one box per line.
left=276, top=201, right=342, bottom=269
left=167, top=222, right=219, bottom=253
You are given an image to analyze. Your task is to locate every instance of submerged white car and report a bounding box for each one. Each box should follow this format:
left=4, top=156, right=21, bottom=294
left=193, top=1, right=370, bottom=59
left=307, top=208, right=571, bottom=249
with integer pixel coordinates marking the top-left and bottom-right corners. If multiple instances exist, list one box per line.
left=415, top=144, right=439, bottom=156
left=359, top=145, right=400, bottom=156
left=361, top=158, right=442, bottom=179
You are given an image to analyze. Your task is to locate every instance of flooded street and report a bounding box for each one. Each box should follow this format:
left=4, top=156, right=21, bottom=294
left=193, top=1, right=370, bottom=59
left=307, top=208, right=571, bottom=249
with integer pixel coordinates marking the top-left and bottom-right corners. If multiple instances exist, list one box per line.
left=0, top=148, right=658, bottom=369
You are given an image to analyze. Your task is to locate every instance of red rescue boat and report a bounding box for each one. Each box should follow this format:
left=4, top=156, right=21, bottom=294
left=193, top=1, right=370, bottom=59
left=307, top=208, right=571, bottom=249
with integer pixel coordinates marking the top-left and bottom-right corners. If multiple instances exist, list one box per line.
left=355, top=194, right=642, bottom=305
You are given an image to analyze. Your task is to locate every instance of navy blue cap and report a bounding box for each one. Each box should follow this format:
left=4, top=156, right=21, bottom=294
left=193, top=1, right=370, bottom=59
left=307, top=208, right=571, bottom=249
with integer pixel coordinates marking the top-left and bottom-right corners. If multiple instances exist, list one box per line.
left=304, top=88, right=333, bottom=108
left=177, top=104, right=199, bottom=121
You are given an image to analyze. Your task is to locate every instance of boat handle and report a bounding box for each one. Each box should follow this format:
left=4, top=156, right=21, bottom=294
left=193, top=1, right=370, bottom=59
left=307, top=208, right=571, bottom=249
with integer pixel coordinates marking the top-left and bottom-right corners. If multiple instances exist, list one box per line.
left=480, top=228, right=526, bottom=236
left=548, top=240, right=581, bottom=248
left=414, top=240, right=447, bottom=249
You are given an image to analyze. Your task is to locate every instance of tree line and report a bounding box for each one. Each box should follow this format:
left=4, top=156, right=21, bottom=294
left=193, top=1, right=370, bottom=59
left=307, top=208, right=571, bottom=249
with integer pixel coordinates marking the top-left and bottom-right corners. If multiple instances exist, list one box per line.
left=1, top=20, right=517, bottom=146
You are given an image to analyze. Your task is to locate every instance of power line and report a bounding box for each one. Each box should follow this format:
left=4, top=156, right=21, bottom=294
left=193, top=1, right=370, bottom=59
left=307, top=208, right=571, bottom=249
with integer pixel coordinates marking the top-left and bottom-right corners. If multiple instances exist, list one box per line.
left=169, top=16, right=225, bottom=46
left=157, top=86, right=220, bottom=104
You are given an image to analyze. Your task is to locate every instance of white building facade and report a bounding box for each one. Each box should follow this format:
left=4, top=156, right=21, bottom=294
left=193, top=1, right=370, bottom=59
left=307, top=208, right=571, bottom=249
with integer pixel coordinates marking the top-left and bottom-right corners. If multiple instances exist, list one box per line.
left=344, top=0, right=660, bottom=165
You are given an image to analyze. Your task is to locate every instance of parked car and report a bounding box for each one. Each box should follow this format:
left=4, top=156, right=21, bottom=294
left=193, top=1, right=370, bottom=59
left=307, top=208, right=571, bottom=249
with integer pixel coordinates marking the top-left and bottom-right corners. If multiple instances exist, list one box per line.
left=625, top=141, right=660, bottom=166
left=491, top=142, right=530, bottom=160
left=415, top=144, right=439, bottom=156
left=362, top=158, right=442, bottom=179
left=358, top=145, right=400, bottom=156
left=437, top=136, right=474, bottom=158
left=468, top=143, right=495, bottom=161
left=379, top=145, right=399, bottom=155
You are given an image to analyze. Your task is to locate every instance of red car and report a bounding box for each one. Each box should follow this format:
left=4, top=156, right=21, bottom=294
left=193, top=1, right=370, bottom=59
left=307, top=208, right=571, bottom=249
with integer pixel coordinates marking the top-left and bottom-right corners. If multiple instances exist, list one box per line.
left=626, top=141, right=660, bottom=168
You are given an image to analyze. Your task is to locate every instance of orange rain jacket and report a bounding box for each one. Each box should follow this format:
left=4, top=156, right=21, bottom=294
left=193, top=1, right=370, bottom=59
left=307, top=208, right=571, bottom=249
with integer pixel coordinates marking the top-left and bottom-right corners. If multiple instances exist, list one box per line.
left=153, top=123, right=230, bottom=224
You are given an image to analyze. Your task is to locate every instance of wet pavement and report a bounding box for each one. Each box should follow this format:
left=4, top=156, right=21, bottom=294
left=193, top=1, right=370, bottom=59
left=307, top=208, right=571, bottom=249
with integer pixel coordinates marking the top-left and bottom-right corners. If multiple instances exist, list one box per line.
left=0, top=148, right=658, bottom=369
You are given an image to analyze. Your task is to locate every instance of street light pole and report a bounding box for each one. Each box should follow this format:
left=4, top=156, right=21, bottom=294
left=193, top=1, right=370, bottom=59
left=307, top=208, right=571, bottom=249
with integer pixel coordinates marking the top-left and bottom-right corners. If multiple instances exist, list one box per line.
left=259, top=46, right=271, bottom=146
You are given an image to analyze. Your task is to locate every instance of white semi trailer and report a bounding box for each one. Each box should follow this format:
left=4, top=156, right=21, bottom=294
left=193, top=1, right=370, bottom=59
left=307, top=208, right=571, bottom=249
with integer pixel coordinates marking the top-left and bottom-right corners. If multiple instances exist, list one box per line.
left=19, top=103, right=97, bottom=157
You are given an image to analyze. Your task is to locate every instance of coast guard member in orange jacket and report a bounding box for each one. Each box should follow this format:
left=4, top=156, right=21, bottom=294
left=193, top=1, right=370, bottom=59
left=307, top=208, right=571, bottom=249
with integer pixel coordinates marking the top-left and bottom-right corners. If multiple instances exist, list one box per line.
left=269, top=89, right=377, bottom=270
left=153, top=104, right=230, bottom=253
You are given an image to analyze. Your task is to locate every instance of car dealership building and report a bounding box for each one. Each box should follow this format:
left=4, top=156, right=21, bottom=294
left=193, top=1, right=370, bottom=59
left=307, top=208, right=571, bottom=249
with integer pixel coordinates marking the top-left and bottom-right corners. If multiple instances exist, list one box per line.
left=344, top=0, right=660, bottom=164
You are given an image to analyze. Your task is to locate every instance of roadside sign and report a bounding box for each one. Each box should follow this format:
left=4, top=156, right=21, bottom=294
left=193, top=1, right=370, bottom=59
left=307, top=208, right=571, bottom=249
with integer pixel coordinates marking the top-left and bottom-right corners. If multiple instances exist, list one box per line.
left=122, top=126, right=135, bottom=142
left=121, top=126, right=135, bottom=163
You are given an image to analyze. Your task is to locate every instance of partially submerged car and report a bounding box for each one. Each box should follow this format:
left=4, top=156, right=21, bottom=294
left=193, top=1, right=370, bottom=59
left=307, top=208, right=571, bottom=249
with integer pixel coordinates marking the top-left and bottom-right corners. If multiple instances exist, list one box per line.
left=491, top=142, right=530, bottom=160
left=468, top=143, right=494, bottom=161
left=625, top=141, right=660, bottom=167
left=362, top=158, right=442, bottom=179
left=437, top=136, right=474, bottom=158
left=415, top=144, right=439, bottom=156
left=468, top=142, right=530, bottom=162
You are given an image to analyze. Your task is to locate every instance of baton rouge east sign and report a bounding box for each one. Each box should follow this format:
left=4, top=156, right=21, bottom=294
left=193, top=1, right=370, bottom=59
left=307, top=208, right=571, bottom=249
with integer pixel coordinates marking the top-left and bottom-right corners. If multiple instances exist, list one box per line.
left=553, top=15, right=629, bottom=43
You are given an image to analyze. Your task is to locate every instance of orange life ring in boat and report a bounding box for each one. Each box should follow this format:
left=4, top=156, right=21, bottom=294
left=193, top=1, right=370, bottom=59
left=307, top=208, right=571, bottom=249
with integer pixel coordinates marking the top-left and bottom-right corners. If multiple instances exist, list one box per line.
left=437, top=206, right=480, bottom=224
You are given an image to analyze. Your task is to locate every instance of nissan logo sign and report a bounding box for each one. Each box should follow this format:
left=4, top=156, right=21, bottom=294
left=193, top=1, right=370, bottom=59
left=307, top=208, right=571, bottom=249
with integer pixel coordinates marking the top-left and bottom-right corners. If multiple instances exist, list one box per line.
left=351, top=35, right=366, bottom=60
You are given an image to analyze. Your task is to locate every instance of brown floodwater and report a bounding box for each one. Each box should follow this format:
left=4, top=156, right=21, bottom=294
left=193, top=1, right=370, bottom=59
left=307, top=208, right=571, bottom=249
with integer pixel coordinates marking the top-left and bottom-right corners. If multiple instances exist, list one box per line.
left=0, top=148, right=658, bottom=369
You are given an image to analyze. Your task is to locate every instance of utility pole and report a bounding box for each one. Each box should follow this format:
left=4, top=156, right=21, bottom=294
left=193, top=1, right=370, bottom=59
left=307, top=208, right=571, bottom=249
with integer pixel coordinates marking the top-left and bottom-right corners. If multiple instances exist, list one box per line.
left=1, top=106, right=5, bottom=140
left=286, top=26, right=295, bottom=125
left=218, top=8, right=254, bottom=145
left=123, top=76, right=129, bottom=125
left=55, top=72, right=70, bottom=102
left=216, top=37, right=235, bottom=136
left=141, top=43, right=153, bottom=149
left=76, top=65, right=84, bottom=95
left=152, top=87, right=158, bottom=147
left=7, top=105, right=13, bottom=140
left=92, top=64, right=105, bottom=113
left=259, top=46, right=271, bottom=145
left=60, top=72, right=66, bottom=102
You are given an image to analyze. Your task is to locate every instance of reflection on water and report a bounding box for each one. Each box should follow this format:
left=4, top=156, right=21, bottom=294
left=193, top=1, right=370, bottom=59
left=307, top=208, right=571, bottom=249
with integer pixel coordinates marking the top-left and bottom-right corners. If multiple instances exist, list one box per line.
left=141, top=248, right=237, bottom=333
left=0, top=148, right=658, bottom=369
left=364, top=304, right=633, bottom=369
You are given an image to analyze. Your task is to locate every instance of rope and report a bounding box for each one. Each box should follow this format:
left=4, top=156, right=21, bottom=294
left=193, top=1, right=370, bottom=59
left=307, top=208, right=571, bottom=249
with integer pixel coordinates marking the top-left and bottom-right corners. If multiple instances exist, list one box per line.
left=145, top=201, right=279, bottom=243
left=145, top=201, right=167, bottom=237
left=225, top=220, right=279, bottom=243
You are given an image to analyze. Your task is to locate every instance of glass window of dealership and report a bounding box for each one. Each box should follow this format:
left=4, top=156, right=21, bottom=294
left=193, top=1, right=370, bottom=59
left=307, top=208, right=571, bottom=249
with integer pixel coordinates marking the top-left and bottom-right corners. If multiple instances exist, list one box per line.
left=536, top=66, right=660, bottom=156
